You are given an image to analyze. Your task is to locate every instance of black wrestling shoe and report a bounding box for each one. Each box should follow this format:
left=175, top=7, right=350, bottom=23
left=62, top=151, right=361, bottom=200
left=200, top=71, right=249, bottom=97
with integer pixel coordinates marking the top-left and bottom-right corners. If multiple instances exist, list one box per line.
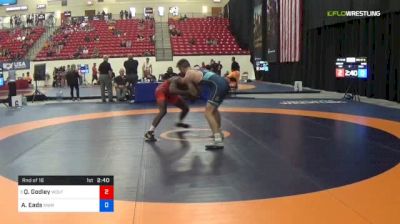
left=144, top=131, right=157, bottom=142
left=176, top=122, right=191, bottom=128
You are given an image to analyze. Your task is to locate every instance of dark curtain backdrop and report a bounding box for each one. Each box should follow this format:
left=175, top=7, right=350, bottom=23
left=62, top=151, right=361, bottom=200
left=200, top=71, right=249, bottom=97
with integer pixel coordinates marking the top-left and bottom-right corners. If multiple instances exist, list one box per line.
left=226, top=0, right=400, bottom=102
left=228, top=0, right=253, bottom=50
left=264, top=12, right=400, bottom=102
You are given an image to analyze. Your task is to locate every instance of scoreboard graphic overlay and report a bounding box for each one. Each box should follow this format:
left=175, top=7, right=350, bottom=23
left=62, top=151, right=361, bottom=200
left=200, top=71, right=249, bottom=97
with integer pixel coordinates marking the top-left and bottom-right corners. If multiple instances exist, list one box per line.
left=18, top=176, right=114, bottom=213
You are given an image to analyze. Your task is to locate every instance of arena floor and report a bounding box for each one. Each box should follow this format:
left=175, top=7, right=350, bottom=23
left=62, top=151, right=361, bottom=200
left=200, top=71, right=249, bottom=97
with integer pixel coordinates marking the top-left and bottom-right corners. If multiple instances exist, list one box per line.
left=0, top=95, right=399, bottom=223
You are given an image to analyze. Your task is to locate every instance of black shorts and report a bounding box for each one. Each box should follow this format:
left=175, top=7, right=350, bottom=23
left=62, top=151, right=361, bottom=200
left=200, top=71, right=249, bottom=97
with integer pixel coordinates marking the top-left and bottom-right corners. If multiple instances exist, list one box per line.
left=201, top=75, right=229, bottom=107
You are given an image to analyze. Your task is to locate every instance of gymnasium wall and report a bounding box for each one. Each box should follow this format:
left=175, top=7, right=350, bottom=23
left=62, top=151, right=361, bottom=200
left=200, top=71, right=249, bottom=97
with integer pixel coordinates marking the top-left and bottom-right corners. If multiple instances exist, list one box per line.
left=0, top=0, right=229, bottom=22
left=3, top=55, right=254, bottom=85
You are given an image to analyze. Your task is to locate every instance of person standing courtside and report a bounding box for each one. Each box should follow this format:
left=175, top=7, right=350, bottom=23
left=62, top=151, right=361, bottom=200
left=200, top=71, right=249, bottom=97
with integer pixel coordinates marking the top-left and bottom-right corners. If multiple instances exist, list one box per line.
left=98, top=56, right=114, bottom=102
left=7, top=69, right=17, bottom=107
left=66, top=64, right=81, bottom=101
left=231, top=56, right=240, bottom=72
left=123, top=55, right=138, bottom=103
left=92, top=63, right=98, bottom=85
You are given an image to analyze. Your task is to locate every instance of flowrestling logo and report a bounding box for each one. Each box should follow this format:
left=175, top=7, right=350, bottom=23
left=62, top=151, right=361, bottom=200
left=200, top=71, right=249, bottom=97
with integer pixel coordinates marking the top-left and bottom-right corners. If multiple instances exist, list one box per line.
left=327, top=11, right=381, bottom=17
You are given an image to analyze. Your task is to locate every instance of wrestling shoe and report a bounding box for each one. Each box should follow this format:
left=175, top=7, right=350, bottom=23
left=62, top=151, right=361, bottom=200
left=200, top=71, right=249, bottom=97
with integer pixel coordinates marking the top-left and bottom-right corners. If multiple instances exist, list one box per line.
left=144, top=131, right=157, bottom=142
left=176, top=122, right=191, bottom=128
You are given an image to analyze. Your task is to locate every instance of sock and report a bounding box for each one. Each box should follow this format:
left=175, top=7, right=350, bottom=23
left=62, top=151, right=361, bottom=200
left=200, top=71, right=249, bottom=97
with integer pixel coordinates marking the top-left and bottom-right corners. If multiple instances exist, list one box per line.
left=149, top=125, right=155, bottom=132
left=214, top=133, right=222, bottom=142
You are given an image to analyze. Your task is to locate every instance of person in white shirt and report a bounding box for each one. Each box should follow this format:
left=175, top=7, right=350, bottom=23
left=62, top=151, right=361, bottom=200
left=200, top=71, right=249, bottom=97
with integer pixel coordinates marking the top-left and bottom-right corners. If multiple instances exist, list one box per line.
left=142, top=58, right=155, bottom=81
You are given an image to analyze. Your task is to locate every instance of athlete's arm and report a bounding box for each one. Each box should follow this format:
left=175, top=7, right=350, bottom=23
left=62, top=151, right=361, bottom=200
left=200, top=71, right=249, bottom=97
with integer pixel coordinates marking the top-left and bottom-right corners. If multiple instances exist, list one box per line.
left=169, top=79, right=189, bottom=96
left=181, top=69, right=200, bottom=96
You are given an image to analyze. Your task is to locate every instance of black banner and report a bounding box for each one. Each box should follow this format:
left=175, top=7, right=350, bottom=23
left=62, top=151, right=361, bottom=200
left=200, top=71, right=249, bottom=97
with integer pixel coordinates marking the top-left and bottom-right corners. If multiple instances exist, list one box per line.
left=253, top=0, right=263, bottom=60
left=18, top=176, right=114, bottom=185
left=266, top=0, right=279, bottom=62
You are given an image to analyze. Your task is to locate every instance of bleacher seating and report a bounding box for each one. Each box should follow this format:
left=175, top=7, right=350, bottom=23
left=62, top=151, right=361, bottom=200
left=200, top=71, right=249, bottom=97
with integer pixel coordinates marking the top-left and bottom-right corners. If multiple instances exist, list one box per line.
left=0, top=27, right=45, bottom=62
left=36, top=19, right=155, bottom=61
left=169, top=18, right=249, bottom=56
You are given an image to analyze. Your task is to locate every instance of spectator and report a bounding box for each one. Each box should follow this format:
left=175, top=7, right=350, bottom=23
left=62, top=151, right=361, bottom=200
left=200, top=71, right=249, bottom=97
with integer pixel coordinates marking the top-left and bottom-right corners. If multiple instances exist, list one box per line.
left=209, top=59, right=218, bottom=73
left=73, top=50, right=81, bottom=59
left=98, top=55, right=114, bottom=102
left=82, top=46, right=89, bottom=55
left=120, top=10, right=124, bottom=20
left=7, top=69, right=17, bottom=107
left=142, top=57, right=155, bottom=81
left=143, top=50, right=152, bottom=56
left=84, top=35, right=90, bottom=42
left=231, top=56, right=240, bottom=71
left=92, top=47, right=100, bottom=58
left=216, top=61, right=223, bottom=75
left=129, top=11, right=132, bottom=19
left=162, top=67, right=178, bottom=81
left=114, top=68, right=128, bottom=101
left=124, top=10, right=129, bottom=20
left=188, top=38, right=196, bottom=46
left=92, top=63, right=98, bottom=84
left=26, top=72, right=32, bottom=84
left=66, top=64, right=81, bottom=101
left=124, top=55, right=139, bottom=102
left=126, top=40, right=132, bottom=48
left=120, top=39, right=127, bottom=48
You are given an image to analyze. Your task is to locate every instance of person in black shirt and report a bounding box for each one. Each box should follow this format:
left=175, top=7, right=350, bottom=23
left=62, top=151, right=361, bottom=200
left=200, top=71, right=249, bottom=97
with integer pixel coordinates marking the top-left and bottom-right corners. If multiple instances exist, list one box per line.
left=114, top=68, right=128, bottom=101
left=123, top=55, right=139, bottom=102
left=98, top=56, right=114, bottom=102
left=216, top=61, right=223, bottom=75
left=66, top=64, right=81, bottom=101
left=162, top=67, right=178, bottom=81
left=231, top=56, right=240, bottom=72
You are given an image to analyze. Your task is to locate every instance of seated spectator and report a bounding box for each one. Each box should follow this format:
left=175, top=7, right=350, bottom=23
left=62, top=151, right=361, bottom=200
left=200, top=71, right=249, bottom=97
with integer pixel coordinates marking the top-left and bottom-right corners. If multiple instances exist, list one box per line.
left=180, top=14, right=188, bottom=22
left=94, top=35, right=100, bottom=41
left=92, top=47, right=100, bottom=57
left=73, top=50, right=81, bottom=59
left=137, top=34, right=144, bottom=41
left=114, top=68, right=128, bottom=101
left=44, top=41, right=50, bottom=49
left=25, top=72, right=32, bottom=84
left=150, top=35, right=155, bottom=44
left=142, top=57, right=156, bottom=81
left=84, top=35, right=90, bottom=42
left=47, top=49, right=54, bottom=57
left=82, top=47, right=89, bottom=55
left=126, top=40, right=132, bottom=48
left=120, top=40, right=127, bottom=48
left=162, top=67, right=178, bottom=81
left=188, top=38, right=196, bottom=46
left=143, top=50, right=152, bottom=56
left=170, top=28, right=177, bottom=36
